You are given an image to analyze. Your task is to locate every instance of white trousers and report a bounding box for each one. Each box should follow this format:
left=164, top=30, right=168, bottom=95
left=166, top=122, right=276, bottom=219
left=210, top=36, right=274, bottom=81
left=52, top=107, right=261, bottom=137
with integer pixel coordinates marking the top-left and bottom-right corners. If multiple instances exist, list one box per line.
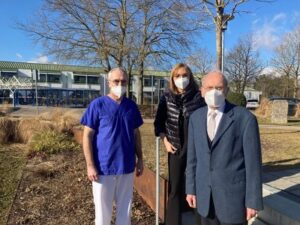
left=92, top=173, right=134, bottom=225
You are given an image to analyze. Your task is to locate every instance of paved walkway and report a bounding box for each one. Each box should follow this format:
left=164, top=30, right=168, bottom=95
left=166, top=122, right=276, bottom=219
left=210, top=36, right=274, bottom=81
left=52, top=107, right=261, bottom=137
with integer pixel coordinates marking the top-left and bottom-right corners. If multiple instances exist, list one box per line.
left=182, top=168, right=300, bottom=225
left=263, top=167, right=300, bottom=203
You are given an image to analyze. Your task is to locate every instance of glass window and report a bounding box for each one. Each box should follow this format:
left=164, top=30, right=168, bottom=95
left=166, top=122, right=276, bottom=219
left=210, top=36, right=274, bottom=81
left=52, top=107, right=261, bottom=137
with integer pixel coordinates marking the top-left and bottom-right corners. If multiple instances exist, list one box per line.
left=160, top=79, right=166, bottom=88
left=74, top=75, right=86, bottom=84
left=38, top=74, right=47, bottom=82
left=1, top=71, right=17, bottom=78
left=47, top=74, right=61, bottom=83
left=87, top=76, right=99, bottom=84
left=143, top=76, right=152, bottom=87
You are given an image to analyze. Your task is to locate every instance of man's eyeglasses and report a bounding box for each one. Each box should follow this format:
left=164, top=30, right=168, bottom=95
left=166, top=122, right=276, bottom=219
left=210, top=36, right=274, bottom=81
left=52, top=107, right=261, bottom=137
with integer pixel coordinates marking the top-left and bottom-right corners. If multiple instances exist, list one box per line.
left=110, top=79, right=127, bottom=85
left=203, top=86, right=224, bottom=91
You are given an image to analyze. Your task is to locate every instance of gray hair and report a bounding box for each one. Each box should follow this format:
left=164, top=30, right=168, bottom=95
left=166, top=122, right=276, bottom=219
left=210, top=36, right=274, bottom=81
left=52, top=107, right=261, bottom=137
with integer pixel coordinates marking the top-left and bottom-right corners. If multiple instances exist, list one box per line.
left=201, top=70, right=228, bottom=87
left=107, top=67, right=128, bottom=80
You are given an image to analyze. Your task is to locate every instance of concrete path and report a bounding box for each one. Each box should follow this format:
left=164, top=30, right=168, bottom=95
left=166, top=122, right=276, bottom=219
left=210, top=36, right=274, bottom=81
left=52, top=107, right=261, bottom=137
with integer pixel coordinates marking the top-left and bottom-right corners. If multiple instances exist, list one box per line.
left=263, top=167, right=300, bottom=203
left=182, top=168, right=300, bottom=225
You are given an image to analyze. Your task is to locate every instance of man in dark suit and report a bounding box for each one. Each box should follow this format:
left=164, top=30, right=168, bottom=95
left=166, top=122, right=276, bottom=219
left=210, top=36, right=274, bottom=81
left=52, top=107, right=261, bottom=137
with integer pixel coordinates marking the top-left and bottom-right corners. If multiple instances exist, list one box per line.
left=185, top=71, right=263, bottom=225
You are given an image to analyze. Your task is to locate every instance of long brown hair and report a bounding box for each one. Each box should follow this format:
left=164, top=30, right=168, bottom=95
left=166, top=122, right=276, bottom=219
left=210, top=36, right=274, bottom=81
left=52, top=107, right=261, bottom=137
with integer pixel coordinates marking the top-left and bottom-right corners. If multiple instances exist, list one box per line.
left=169, top=63, right=198, bottom=94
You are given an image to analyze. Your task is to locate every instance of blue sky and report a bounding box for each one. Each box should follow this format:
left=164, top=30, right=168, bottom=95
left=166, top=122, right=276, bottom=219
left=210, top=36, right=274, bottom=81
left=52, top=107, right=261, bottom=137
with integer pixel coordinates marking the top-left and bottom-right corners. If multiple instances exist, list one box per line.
left=0, top=0, right=300, bottom=66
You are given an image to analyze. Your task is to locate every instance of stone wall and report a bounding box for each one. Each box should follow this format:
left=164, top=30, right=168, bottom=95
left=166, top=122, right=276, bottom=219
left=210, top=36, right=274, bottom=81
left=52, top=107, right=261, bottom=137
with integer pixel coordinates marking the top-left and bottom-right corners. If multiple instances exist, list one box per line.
left=271, top=100, right=288, bottom=124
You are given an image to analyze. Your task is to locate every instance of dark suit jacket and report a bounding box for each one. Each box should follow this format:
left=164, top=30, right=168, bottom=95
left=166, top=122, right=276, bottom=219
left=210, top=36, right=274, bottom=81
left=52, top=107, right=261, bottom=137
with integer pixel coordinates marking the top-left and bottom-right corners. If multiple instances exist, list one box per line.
left=186, top=102, right=263, bottom=224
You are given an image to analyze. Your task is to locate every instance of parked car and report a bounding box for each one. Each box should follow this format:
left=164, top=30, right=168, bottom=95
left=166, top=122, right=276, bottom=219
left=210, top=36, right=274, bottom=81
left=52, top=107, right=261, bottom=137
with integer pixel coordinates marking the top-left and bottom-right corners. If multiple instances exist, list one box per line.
left=246, top=99, right=260, bottom=110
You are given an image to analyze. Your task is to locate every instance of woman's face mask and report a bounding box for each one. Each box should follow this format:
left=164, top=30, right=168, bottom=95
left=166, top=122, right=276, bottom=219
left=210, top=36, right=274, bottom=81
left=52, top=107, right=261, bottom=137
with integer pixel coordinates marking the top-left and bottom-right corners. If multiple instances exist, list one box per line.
left=174, top=77, right=190, bottom=90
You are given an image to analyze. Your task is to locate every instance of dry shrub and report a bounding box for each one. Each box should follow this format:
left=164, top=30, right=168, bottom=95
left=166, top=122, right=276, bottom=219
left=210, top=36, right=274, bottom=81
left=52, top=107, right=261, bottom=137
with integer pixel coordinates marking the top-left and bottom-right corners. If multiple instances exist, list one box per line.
left=0, top=102, right=12, bottom=114
left=17, top=119, right=53, bottom=143
left=56, top=113, right=80, bottom=134
left=38, top=108, right=64, bottom=121
left=255, top=98, right=272, bottom=118
left=39, top=109, right=80, bottom=134
left=0, top=117, right=18, bottom=144
left=296, top=104, right=300, bottom=118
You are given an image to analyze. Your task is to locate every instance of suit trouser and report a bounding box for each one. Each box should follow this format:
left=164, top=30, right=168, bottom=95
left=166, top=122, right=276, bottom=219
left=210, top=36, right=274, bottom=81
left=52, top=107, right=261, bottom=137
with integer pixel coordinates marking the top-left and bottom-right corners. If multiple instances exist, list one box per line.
left=200, top=195, right=247, bottom=225
left=92, top=173, right=134, bottom=225
left=166, top=154, right=200, bottom=225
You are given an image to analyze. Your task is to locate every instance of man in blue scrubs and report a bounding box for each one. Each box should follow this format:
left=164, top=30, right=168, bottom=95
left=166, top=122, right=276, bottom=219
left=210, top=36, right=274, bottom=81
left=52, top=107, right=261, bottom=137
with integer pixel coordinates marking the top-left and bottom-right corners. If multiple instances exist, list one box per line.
left=81, top=67, right=144, bottom=225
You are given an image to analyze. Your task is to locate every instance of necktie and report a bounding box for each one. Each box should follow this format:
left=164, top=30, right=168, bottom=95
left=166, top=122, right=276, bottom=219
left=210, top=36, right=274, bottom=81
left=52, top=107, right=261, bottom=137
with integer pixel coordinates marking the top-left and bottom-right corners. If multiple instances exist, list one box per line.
left=208, top=111, right=217, bottom=141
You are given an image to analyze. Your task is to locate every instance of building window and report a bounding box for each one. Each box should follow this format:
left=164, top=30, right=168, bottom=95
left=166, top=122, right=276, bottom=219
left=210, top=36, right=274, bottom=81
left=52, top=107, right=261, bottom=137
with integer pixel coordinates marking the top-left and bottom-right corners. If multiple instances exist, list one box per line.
left=1, top=71, right=17, bottom=78
left=47, top=74, right=61, bottom=83
left=160, top=79, right=166, bottom=88
left=74, top=75, right=86, bottom=84
left=87, top=76, right=99, bottom=84
left=143, top=76, right=152, bottom=87
left=38, top=73, right=47, bottom=82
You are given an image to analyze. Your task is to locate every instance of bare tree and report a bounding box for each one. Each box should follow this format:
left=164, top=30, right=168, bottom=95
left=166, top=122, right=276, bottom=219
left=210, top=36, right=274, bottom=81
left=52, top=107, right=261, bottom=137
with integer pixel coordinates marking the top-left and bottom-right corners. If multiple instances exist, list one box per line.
left=254, top=74, right=294, bottom=98
left=200, top=0, right=275, bottom=71
left=224, top=35, right=262, bottom=94
left=17, top=0, right=207, bottom=104
left=132, top=0, right=206, bottom=104
left=186, top=47, right=214, bottom=78
left=272, top=27, right=300, bottom=98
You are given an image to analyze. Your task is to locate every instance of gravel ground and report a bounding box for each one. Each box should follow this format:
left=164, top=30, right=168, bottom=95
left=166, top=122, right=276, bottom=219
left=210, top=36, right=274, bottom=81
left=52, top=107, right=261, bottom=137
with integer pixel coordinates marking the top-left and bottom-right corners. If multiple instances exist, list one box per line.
left=6, top=149, right=156, bottom=225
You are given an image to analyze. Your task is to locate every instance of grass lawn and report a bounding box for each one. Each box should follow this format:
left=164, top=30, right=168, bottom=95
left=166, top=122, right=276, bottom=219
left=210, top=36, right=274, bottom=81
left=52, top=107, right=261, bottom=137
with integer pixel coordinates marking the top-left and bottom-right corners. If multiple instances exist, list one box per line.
left=260, top=128, right=300, bottom=170
left=0, top=144, right=27, bottom=225
left=0, top=120, right=299, bottom=224
left=140, top=122, right=300, bottom=178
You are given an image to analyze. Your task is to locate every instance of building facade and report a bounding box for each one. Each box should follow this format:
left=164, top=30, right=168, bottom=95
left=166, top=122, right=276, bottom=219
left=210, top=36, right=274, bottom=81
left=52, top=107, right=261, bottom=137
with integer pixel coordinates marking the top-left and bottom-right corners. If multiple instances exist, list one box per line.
left=0, top=61, right=168, bottom=107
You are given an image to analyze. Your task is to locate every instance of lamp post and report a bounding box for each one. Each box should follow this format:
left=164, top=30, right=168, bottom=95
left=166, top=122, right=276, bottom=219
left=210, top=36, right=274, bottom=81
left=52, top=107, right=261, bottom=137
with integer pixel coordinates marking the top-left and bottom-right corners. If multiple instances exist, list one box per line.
left=221, top=14, right=233, bottom=73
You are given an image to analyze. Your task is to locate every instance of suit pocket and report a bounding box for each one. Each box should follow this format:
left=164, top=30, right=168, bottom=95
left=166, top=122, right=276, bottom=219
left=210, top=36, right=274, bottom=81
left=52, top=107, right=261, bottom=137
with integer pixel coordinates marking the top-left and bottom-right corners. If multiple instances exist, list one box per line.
left=232, top=170, right=246, bottom=184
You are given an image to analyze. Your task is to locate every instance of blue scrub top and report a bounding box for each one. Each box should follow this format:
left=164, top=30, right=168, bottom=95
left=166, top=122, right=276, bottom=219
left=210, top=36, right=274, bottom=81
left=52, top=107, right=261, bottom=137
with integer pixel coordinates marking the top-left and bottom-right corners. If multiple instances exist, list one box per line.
left=81, top=96, right=143, bottom=175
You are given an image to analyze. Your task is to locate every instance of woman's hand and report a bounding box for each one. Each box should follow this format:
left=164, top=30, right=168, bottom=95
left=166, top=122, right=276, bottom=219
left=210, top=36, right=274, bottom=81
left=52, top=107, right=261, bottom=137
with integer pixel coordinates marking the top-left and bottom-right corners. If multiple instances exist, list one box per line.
left=163, top=137, right=177, bottom=154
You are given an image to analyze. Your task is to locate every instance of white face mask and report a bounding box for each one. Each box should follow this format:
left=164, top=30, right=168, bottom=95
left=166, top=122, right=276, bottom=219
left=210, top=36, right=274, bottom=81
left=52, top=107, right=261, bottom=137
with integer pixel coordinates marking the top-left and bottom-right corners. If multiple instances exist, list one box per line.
left=204, top=89, right=225, bottom=108
left=174, top=77, right=190, bottom=90
left=111, top=85, right=126, bottom=98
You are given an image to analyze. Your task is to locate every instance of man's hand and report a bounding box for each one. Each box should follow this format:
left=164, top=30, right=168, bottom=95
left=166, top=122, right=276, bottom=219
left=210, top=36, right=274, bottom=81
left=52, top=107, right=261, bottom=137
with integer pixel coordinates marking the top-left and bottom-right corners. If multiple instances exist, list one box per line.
left=186, top=194, right=197, bottom=208
left=163, top=137, right=177, bottom=154
left=246, top=208, right=258, bottom=220
left=87, top=165, right=99, bottom=182
left=136, top=158, right=144, bottom=177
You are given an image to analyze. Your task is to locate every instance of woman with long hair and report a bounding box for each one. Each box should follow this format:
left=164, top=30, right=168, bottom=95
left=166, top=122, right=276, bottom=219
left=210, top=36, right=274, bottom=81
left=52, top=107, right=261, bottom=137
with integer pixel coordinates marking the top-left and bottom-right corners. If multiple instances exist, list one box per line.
left=154, top=63, right=205, bottom=225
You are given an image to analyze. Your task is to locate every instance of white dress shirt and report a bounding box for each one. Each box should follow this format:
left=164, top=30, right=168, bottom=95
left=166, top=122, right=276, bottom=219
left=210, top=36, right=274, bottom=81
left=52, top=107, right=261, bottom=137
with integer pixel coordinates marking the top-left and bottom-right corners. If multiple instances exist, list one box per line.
left=207, top=103, right=225, bottom=138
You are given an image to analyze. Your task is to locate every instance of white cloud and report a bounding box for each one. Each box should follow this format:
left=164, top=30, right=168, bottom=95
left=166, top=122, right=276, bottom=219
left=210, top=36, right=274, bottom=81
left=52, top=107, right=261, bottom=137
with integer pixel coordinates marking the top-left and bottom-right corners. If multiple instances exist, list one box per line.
left=28, top=55, right=49, bottom=64
left=271, top=13, right=286, bottom=23
left=16, top=53, right=23, bottom=59
left=291, top=11, right=300, bottom=24
left=252, top=13, right=288, bottom=50
left=260, top=66, right=281, bottom=77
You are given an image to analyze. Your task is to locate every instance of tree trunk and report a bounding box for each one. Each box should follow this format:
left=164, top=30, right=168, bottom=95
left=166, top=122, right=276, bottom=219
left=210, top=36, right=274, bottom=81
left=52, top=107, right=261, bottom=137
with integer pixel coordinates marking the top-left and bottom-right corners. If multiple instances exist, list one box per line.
left=137, top=61, right=144, bottom=105
left=216, top=25, right=222, bottom=71
left=294, top=76, right=298, bottom=98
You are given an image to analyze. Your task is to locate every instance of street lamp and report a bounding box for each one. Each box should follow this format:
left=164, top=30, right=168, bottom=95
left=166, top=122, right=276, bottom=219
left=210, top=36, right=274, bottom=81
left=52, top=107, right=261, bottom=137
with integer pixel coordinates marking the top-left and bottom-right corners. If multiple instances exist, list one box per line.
left=221, top=14, right=234, bottom=73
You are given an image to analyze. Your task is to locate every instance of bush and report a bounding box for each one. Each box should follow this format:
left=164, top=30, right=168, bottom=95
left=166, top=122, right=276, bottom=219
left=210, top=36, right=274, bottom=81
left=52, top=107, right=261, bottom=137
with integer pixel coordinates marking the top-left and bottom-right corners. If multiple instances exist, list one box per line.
left=0, top=118, right=17, bottom=144
left=226, top=91, right=247, bottom=107
left=255, top=98, right=272, bottom=118
left=296, top=104, right=300, bottom=118
left=28, top=130, right=80, bottom=157
left=39, top=109, right=80, bottom=134
left=17, top=119, right=53, bottom=143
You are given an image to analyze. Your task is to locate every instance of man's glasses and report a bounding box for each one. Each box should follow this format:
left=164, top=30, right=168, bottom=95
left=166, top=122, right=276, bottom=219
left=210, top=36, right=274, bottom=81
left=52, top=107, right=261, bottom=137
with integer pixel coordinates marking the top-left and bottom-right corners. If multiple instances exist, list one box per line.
left=203, top=86, right=224, bottom=91
left=110, top=79, right=127, bottom=85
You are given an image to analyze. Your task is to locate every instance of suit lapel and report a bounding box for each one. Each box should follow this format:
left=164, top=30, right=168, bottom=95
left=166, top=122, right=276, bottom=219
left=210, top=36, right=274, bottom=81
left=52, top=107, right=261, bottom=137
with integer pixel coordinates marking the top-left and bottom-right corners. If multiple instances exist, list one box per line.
left=212, top=102, right=234, bottom=148
left=197, top=106, right=209, bottom=147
